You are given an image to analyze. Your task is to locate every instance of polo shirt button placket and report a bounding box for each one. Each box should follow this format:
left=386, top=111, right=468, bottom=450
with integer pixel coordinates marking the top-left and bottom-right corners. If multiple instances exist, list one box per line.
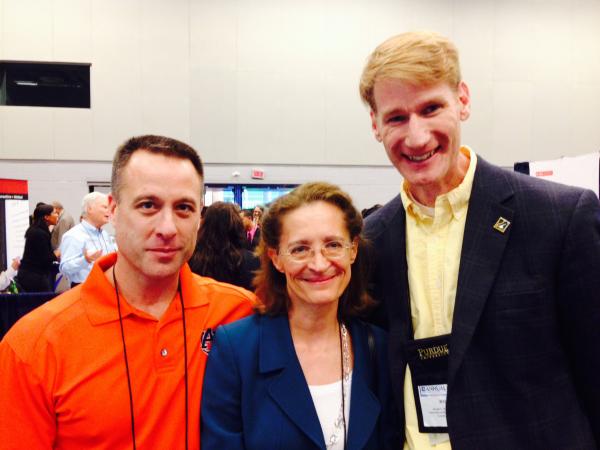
left=160, top=348, right=168, bottom=358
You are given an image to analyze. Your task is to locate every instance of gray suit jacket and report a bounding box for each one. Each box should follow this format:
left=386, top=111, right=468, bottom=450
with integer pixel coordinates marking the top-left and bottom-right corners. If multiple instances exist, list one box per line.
left=51, top=211, right=75, bottom=250
left=364, top=157, right=600, bottom=449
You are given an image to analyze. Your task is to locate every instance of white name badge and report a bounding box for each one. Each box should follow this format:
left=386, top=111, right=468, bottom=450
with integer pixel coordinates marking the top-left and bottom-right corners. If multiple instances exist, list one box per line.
left=417, top=384, right=448, bottom=427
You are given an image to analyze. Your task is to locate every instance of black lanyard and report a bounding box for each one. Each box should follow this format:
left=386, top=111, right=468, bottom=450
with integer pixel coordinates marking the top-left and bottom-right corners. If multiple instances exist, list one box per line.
left=113, top=269, right=189, bottom=450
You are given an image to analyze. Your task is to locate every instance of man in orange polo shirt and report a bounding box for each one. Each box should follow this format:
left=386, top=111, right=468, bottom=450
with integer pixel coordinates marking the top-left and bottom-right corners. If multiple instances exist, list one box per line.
left=0, top=135, right=255, bottom=449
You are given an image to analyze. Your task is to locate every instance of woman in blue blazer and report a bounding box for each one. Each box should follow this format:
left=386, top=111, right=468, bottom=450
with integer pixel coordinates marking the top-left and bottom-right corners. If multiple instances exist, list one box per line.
left=201, top=182, right=399, bottom=449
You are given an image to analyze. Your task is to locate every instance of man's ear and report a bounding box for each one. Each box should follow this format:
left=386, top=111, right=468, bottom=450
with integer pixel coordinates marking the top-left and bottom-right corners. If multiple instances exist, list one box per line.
left=370, top=110, right=382, bottom=142
left=108, top=193, right=117, bottom=224
left=268, top=248, right=284, bottom=273
left=457, top=81, right=471, bottom=121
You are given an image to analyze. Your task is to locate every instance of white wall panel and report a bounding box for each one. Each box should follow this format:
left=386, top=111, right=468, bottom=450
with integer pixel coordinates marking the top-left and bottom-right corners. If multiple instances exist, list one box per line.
left=571, top=0, right=600, bottom=84
left=236, top=70, right=283, bottom=163
left=0, top=106, right=54, bottom=159
left=530, top=80, right=574, bottom=162
left=54, top=108, right=94, bottom=159
left=453, top=0, right=494, bottom=84
left=91, top=0, right=143, bottom=158
left=236, top=2, right=282, bottom=72
left=324, top=71, right=389, bottom=166
left=189, top=0, right=237, bottom=161
left=279, top=71, right=326, bottom=165
left=279, top=1, right=326, bottom=74
left=139, top=0, right=190, bottom=141
left=491, top=81, right=534, bottom=161
left=190, top=68, right=238, bottom=162
left=315, top=1, right=371, bottom=72
left=491, top=1, right=537, bottom=83
left=570, top=83, right=600, bottom=154
left=2, top=0, right=53, bottom=60
left=189, top=0, right=237, bottom=71
left=0, top=0, right=5, bottom=59
left=53, top=0, right=93, bottom=62
left=528, top=2, right=574, bottom=84
left=0, top=0, right=599, bottom=170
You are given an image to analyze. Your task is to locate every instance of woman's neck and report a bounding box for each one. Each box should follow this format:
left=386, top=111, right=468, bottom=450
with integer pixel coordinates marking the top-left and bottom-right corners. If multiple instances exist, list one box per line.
left=288, top=302, right=350, bottom=385
left=288, top=303, right=339, bottom=343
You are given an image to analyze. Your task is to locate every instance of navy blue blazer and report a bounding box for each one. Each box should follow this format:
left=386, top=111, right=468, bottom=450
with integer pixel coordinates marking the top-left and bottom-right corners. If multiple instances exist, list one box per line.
left=201, top=314, right=400, bottom=449
left=364, top=157, right=600, bottom=449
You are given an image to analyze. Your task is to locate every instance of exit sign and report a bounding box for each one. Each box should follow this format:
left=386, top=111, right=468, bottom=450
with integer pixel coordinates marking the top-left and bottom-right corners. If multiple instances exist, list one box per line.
left=251, top=168, right=265, bottom=179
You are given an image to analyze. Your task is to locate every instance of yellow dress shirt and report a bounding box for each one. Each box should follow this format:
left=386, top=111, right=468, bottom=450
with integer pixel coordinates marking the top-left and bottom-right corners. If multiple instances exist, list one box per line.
left=400, top=147, right=477, bottom=450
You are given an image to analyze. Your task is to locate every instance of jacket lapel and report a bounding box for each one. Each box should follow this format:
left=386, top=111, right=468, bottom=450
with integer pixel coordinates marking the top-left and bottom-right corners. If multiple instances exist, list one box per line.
left=347, top=322, right=380, bottom=450
left=449, top=158, right=515, bottom=385
left=386, top=203, right=412, bottom=334
left=374, top=196, right=412, bottom=335
left=259, top=315, right=325, bottom=449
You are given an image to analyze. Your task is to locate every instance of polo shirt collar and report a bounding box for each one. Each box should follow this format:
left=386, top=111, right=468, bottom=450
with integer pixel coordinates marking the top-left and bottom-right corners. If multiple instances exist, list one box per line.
left=82, top=253, right=209, bottom=326
left=400, top=146, right=477, bottom=221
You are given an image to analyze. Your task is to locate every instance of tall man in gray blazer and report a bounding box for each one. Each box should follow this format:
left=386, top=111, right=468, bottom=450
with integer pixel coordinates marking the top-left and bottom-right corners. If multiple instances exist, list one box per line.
left=361, top=31, right=600, bottom=449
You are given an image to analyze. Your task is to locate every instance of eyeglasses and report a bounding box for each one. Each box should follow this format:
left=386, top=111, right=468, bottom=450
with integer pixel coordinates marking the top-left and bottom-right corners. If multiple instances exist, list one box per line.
left=278, top=240, right=355, bottom=263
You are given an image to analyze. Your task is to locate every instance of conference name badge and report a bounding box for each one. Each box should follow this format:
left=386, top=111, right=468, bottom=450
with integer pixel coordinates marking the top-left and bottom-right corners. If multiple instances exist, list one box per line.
left=417, top=384, right=448, bottom=427
left=406, top=333, right=450, bottom=433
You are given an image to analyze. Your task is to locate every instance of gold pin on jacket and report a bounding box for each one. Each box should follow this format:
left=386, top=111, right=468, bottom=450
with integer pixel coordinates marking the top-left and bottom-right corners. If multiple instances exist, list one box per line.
left=493, top=217, right=511, bottom=233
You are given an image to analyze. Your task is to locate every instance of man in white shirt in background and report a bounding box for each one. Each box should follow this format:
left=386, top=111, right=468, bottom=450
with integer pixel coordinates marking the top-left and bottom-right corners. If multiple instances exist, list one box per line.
left=59, top=192, right=116, bottom=287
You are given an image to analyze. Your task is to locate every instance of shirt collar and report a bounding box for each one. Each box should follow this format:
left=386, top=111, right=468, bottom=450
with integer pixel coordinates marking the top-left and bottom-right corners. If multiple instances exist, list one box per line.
left=400, top=146, right=477, bottom=221
left=82, top=253, right=209, bottom=326
left=81, top=219, right=100, bottom=233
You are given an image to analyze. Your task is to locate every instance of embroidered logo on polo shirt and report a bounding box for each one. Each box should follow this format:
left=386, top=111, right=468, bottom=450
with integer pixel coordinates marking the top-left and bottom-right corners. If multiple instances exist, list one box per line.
left=200, top=328, right=215, bottom=354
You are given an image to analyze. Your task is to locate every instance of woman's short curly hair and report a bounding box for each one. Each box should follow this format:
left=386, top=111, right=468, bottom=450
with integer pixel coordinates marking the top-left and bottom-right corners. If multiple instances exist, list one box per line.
left=253, top=181, right=373, bottom=320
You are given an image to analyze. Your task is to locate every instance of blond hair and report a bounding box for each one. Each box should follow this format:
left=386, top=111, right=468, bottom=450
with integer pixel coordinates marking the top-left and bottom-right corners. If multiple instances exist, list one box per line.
left=359, top=31, right=462, bottom=111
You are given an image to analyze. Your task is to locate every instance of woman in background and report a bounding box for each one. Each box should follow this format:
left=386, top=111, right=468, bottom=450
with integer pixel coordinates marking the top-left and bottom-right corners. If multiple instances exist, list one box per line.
left=252, top=204, right=264, bottom=226
left=189, top=201, right=259, bottom=291
left=16, top=203, right=59, bottom=292
left=202, top=182, right=399, bottom=449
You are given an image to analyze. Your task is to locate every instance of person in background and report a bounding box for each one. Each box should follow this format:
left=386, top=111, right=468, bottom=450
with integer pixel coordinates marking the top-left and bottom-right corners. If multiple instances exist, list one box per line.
left=0, top=135, right=255, bottom=449
left=0, top=258, right=20, bottom=291
left=241, top=208, right=261, bottom=250
left=253, top=204, right=264, bottom=225
left=59, top=192, right=116, bottom=287
left=15, top=203, right=59, bottom=292
left=202, top=182, right=399, bottom=449
left=50, top=201, right=75, bottom=250
left=361, top=31, right=600, bottom=448
left=189, top=201, right=259, bottom=291
left=361, top=204, right=382, bottom=219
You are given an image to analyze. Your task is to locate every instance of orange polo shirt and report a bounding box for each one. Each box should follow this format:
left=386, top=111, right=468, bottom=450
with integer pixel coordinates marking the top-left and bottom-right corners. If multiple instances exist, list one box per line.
left=0, top=253, right=255, bottom=450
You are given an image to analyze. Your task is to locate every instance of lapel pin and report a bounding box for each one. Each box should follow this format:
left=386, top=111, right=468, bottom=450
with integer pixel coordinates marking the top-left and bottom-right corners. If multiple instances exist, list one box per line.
left=493, top=217, right=511, bottom=233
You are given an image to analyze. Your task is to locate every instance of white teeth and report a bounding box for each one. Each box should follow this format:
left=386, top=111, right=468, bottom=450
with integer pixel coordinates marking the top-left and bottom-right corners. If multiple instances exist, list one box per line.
left=406, top=148, right=437, bottom=162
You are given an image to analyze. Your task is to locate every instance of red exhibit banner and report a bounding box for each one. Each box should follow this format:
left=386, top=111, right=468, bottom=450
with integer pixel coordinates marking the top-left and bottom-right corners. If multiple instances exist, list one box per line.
left=0, top=179, right=28, bottom=199
left=0, top=179, right=29, bottom=273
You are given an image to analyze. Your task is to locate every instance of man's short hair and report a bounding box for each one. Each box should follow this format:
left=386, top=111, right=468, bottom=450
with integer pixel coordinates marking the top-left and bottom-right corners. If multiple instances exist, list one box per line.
left=51, top=201, right=64, bottom=211
left=111, top=135, right=204, bottom=201
left=81, top=192, right=107, bottom=217
left=359, top=31, right=462, bottom=111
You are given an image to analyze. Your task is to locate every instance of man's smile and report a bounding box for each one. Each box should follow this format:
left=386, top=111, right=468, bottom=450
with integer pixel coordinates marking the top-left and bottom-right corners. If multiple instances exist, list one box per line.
left=403, top=145, right=441, bottom=162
